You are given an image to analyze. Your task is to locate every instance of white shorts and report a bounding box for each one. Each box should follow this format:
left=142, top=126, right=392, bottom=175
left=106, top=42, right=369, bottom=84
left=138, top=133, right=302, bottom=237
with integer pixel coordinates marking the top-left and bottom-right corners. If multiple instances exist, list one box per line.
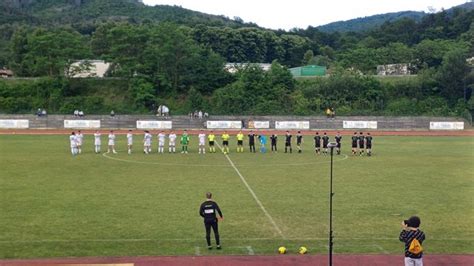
left=169, top=142, right=176, bottom=147
left=128, top=141, right=133, bottom=146
left=108, top=141, right=115, bottom=146
left=199, top=141, right=205, bottom=146
left=95, top=141, right=101, bottom=146
left=159, top=141, right=165, bottom=147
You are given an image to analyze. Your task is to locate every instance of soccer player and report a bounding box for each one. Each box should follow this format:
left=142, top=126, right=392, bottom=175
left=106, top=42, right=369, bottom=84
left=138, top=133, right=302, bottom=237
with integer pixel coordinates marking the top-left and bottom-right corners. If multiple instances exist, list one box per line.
left=314, top=132, right=321, bottom=154
left=358, top=132, right=365, bottom=156
left=366, top=132, right=373, bottom=156
left=143, top=130, right=152, bottom=154
left=284, top=131, right=292, bottom=153
left=168, top=131, right=177, bottom=153
left=351, top=132, right=358, bottom=155
left=296, top=131, right=303, bottom=153
left=322, top=132, right=329, bottom=155
left=236, top=131, right=244, bottom=153
left=70, top=132, right=78, bottom=156
left=248, top=130, right=256, bottom=153
left=198, top=130, right=206, bottom=154
left=335, top=132, right=342, bottom=155
left=208, top=131, right=216, bottom=153
left=107, top=130, right=117, bottom=154
left=93, top=130, right=101, bottom=154
left=157, top=131, right=166, bottom=154
left=221, top=131, right=230, bottom=154
left=259, top=134, right=267, bottom=153
left=76, top=130, right=84, bottom=154
left=270, top=134, right=278, bottom=152
left=181, top=130, right=190, bottom=154
left=127, top=130, right=133, bottom=155
left=199, top=192, right=223, bottom=250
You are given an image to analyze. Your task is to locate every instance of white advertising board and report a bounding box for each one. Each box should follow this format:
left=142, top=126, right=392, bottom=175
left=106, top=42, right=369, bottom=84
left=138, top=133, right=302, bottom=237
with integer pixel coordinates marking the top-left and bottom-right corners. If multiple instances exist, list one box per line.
left=64, top=120, right=101, bottom=129
left=0, top=119, right=29, bottom=129
left=343, top=121, right=378, bottom=129
left=248, top=121, right=270, bottom=129
left=275, top=121, right=310, bottom=129
left=429, top=122, right=464, bottom=130
left=206, top=121, right=242, bottom=129
left=136, top=120, right=173, bottom=129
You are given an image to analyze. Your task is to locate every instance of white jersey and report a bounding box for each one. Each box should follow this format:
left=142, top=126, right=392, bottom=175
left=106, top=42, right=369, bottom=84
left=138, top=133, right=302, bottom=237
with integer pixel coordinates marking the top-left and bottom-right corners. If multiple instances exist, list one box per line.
left=169, top=134, right=177, bottom=146
left=76, top=133, right=84, bottom=145
left=144, top=133, right=152, bottom=146
left=108, top=134, right=116, bottom=146
left=70, top=135, right=77, bottom=148
left=94, top=133, right=101, bottom=145
left=158, top=133, right=166, bottom=146
left=127, top=133, right=133, bottom=145
left=198, top=133, right=206, bottom=146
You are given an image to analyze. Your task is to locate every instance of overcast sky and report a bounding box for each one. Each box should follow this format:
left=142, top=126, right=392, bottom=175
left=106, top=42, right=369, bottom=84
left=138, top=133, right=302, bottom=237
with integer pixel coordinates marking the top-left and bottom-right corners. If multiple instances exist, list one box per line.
left=142, top=0, right=469, bottom=30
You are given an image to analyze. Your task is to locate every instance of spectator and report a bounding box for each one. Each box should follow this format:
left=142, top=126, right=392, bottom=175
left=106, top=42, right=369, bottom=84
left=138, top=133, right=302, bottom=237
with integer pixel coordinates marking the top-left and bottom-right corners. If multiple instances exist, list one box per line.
left=41, top=109, right=47, bottom=116
left=189, top=112, right=193, bottom=120
left=110, top=110, right=115, bottom=117
left=78, top=110, right=84, bottom=117
left=326, top=108, right=331, bottom=118
left=74, top=109, right=79, bottom=117
left=204, top=112, right=209, bottom=118
left=331, top=108, right=336, bottom=119
left=198, top=110, right=203, bottom=119
left=36, top=108, right=42, bottom=117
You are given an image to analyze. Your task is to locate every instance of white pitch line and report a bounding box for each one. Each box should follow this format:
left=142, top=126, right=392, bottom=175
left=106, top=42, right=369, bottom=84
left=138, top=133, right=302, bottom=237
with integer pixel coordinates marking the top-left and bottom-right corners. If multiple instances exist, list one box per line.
left=194, top=246, right=201, bottom=256
left=374, top=244, right=389, bottom=254
left=0, top=237, right=471, bottom=244
left=246, top=246, right=255, bottom=255
left=217, top=143, right=285, bottom=239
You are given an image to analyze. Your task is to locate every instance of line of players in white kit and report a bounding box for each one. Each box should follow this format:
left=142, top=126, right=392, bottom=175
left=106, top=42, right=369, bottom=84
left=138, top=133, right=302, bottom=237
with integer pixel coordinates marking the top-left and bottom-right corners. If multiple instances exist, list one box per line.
left=69, top=130, right=373, bottom=156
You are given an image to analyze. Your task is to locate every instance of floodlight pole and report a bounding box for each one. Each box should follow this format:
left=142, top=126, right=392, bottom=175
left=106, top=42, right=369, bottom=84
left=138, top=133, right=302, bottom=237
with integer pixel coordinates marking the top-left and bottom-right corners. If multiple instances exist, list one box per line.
left=328, top=142, right=337, bottom=266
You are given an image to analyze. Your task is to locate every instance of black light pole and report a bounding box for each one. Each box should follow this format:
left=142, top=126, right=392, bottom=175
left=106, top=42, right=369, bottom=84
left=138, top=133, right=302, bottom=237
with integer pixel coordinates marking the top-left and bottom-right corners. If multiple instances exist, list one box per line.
left=327, top=142, right=337, bottom=266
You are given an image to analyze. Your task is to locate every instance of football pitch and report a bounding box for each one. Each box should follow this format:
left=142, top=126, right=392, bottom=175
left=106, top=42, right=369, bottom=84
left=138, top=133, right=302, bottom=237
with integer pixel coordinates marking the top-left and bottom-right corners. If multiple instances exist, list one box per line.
left=0, top=134, right=473, bottom=259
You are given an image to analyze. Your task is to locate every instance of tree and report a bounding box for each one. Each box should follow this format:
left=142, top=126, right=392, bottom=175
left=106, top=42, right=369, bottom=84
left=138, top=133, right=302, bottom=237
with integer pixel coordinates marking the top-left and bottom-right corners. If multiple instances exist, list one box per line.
left=437, top=48, right=470, bottom=105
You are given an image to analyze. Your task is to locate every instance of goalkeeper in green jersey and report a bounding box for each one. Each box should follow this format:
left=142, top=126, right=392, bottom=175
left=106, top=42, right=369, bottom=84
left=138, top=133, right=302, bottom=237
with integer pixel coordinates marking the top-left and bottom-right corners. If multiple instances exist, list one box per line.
left=181, top=130, right=190, bottom=154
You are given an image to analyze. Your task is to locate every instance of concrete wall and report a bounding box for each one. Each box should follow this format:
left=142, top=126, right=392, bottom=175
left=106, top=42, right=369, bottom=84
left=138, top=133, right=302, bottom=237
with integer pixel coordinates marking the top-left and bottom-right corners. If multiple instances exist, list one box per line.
left=0, top=114, right=468, bottom=130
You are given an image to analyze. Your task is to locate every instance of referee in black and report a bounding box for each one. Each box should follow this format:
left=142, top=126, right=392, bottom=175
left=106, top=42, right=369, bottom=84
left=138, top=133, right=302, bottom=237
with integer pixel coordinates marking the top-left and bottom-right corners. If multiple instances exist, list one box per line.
left=199, top=192, right=223, bottom=250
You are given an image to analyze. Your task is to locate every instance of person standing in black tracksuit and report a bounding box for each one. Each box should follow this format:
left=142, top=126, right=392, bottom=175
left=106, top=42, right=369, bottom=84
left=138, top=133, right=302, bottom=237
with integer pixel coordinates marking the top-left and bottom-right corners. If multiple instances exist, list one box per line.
left=270, top=134, right=278, bottom=152
left=248, top=131, right=256, bottom=153
left=199, top=192, right=223, bottom=249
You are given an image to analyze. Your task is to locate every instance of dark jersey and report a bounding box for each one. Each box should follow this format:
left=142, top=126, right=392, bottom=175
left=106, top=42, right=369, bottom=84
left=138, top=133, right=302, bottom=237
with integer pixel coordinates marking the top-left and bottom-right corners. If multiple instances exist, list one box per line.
left=296, top=134, right=303, bottom=144
left=322, top=136, right=329, bottom=145
left=285, top=134, right=292, bottom=144
left=351, top=136, right=358, bottom=147
left=399, top=229, right=425, bottom=259
left=314, top=135, right=321, bottom=147
left=335, top=135, right=342, bottom=143
left=248, top=134, right=256, bottom=144
left=359, top=136, right=365, bottom=147
left=199, top=200, right=223, bottom=223
left=366, top=136, right=373, bottom=147
left=270, top=135, right=277, bottom=144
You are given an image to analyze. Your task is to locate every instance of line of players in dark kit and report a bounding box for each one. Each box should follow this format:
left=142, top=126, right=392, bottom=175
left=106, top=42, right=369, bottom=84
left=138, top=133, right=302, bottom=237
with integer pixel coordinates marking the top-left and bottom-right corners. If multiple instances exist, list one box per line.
left=253, top=130, right=373, bottom=156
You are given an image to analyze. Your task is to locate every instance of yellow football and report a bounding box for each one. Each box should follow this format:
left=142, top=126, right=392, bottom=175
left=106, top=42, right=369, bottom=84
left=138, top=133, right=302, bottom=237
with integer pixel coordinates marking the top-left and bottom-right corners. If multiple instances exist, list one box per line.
left=278, top=246, right=287, bottom=254
left=299, top=246, right=308, bottom=254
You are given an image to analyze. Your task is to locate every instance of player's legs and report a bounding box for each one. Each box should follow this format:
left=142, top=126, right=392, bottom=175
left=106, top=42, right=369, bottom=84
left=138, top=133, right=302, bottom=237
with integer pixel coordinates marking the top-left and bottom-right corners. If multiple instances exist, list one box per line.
left=204, top=222, right=212, bottom=248
left=112, top=145, right=117, bottom=153
left=297, top=143, right=301, bottom=153
left=211, top=221, right=220, bottom=248
left=128, top=144, right=132, bottom=155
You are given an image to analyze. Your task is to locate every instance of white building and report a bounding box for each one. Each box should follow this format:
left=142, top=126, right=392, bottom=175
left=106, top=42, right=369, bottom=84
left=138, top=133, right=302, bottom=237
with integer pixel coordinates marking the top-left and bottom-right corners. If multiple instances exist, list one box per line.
left=67, top=60, right=111, bottom=78
left=224, top=63, right=272, bottom=73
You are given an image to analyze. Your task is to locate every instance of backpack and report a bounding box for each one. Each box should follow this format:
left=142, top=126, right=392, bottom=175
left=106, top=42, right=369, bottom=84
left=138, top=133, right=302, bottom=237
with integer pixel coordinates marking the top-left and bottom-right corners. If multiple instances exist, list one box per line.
left=408, top=238, right=423, bottom=254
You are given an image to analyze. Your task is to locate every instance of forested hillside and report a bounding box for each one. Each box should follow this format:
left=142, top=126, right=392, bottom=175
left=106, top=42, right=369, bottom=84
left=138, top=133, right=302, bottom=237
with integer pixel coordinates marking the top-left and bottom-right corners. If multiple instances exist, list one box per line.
left=0, top=0, right=473, bottom=121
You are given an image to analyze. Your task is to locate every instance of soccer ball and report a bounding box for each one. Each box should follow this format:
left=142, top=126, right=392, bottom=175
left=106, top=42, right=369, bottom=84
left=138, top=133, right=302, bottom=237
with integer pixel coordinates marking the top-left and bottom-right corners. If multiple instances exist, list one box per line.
left=224, top=151, right=228, bottom=155
left=278, top=246, right=287, bottom=254
left=299, top=246, right=308, bottom=254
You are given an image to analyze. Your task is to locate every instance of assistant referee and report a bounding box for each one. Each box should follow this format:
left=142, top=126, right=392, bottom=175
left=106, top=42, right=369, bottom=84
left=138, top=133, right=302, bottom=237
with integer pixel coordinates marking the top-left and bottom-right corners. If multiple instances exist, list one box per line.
left=199, top=192, right=223, bottom=249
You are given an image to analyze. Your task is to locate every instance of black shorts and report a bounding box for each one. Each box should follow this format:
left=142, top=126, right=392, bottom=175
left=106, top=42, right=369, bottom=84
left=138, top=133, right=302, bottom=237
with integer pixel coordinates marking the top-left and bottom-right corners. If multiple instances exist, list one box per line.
left=323, top=143, right=328, bottom=148
left=209, top=141, right=214, bottom=146
left=352, top=143, right=357, bottom=148
left=285, top=142, right=291, bottom=147
left=366, top=143, right=372, bottom=149
left=223, top=140, right=229, bottom=146
left=337, top=142, right=341, bottom=148
left=359, top=144, right=365, bottom=149
left=238, top=140, right=243, bottom=145
left=249, top=142, right=255, bottom=146
left=316, top=143, right=321, bottom=148
left=297, top=141, right=302, bottom=145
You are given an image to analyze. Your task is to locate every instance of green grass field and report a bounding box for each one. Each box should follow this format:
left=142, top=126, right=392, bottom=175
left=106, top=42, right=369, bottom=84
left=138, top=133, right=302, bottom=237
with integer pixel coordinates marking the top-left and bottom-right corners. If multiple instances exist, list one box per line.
left=0, top=134, right=473, bottom=259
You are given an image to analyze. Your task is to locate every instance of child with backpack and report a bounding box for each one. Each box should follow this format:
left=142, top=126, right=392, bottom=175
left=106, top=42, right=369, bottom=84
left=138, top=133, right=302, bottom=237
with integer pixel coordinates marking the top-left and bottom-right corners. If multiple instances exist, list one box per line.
left=399, top=216, right=426, bottom=266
